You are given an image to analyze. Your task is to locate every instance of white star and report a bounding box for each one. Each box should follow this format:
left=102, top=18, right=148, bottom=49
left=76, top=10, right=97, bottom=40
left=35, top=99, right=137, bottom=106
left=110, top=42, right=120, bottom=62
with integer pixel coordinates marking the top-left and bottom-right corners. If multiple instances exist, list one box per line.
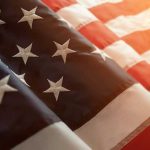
left=12, top=72, right=29, bottom=86
left=43, top=77, right=70, bottom=101
left=0, top=75, right=17, bottom=104
left=13, top=44, right=38, bottom=64
left=92, top=47, right=110, bottom=61
left=18, top=7, right=43, bottom=28
left=53, top=39, right=76, bottom=63
left=0, top=20, right=5, bottom=25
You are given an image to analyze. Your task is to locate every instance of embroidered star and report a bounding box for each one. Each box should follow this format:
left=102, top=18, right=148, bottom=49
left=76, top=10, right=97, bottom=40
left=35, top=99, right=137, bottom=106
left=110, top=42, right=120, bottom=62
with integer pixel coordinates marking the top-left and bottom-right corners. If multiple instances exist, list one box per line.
left=13, top=44, right=38, bottom=64
left=43, top=77, right=70, bottom=101
left=53, top=39, right=76, bottom=63
left=92, top=47, right=110, bottom=61
left=13, top=72, right=29, bottom=86
left=18, top=7, right=43, bottom=28
left=0, top=75, right=17, bottom=104
left=0, top=19, right=5, bottom=25
left=0, top=10, right=5, bottom=25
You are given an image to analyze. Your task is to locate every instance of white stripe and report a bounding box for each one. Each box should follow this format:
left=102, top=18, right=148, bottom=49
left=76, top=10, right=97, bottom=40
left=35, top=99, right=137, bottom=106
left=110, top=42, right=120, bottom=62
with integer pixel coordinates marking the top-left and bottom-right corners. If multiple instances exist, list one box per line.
left=104, top=40, right=143, bottom=68
left=77, top=0, right=123, bottom=8
left=76, top=0, right=97, bottom=8
left=57, top=4, right=98, bottom=30
left=75, top=84, right=150, bottom=150
left=141, top=50, right=150, bottom=64
left=105, top=8, right=150, bottom=37
left=13, top=122, right=91, bottom=150
left=94, top=0, right=123, bottom=4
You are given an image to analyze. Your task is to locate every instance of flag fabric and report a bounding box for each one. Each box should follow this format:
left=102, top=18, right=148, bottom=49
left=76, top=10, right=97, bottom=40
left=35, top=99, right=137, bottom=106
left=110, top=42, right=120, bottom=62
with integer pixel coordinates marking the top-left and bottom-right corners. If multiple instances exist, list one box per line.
left=42, top=0, right=150, bottom=149
left=1, top=0, right=150, bottom=150
left=43, top=0, right=150, bottom=91
left=0, top=61, right=91, bottom=150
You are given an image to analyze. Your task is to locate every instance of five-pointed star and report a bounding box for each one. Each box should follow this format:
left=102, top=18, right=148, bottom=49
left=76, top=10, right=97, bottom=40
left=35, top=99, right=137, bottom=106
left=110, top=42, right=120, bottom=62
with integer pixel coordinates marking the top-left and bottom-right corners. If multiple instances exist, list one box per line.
left=13, top=44, right=38, bottom=64
left=18, top=7, right=43, bottom=28
left=0, top=75, right=17, bottom=104
left=92, top=47, right=110, bottom=61
left=53, top=39, right=76, bottom=63
left=13, top=72, right=29, bottom=86
left=43, top=77, right=70, bottom=101
left=0, top=19, right=5, bottom=25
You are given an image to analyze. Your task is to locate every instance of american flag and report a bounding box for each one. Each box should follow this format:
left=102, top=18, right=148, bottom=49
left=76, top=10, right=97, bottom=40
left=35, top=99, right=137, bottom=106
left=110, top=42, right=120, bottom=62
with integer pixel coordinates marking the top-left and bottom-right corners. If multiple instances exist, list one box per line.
left=1, top=0, right=150, bottom=149
left=43, top=0, right=150, bottom=91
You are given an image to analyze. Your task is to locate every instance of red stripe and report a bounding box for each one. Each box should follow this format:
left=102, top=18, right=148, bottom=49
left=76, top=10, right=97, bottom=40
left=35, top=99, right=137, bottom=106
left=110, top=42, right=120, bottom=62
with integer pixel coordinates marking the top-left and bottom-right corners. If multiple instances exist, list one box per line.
left=123, top=30, right=150, bottom=54
left=80, top=21, right=150, bottom=55
left=90, top=0, right=150, bottom=23
left=122, top=126, right=150, bottom=150
left=127, top=61, right=150, bottom=90
left=79, top=21, right=118, bottom=48
left=42, top=0, right=76, bottom=11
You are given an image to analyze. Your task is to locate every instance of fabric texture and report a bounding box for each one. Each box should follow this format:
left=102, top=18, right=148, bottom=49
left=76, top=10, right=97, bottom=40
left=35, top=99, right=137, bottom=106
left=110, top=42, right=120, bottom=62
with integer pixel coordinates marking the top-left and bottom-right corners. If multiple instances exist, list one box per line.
left=0, top=0, right=150, bottom=149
